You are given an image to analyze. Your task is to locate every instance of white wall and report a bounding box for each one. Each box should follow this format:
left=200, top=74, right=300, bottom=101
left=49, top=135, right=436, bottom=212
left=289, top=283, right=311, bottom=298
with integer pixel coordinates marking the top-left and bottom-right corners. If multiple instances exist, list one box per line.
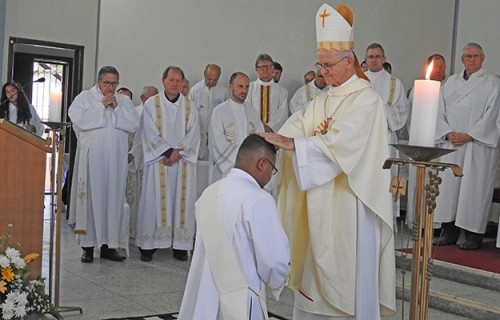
left=98, top=0, right=455, bottom=104
left=4, top=0, right=456, bottom=105
left=3, top=0, right=99, bottom=89
left=454, top=0, right=500, bottom=76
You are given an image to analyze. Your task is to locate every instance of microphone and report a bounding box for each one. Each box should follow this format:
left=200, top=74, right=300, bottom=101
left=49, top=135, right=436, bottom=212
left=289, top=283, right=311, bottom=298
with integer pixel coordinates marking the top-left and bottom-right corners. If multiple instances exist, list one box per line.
left=0, top=78, right=48, bottom=116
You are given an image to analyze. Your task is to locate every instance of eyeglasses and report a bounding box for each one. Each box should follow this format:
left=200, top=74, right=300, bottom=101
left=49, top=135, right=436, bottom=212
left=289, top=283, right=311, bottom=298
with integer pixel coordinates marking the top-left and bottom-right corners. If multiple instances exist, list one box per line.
left=101, top=81, right=120, bottom=87
left=315, top=56, right=347, bottom=71
left=366, top=55, right=384, bottom=60
left=462, top=54, right=482, bottom=60
left=263, top=158, right=278, bottom=175
left=256, top=64, right=273, bottom=70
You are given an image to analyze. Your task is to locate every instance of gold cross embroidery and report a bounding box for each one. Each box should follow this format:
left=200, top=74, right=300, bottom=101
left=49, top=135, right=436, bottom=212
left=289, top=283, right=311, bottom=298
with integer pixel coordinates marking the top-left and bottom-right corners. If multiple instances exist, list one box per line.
left=313, top=117, right=332, bottom=136
left=320, top=9, right=331, bottom=29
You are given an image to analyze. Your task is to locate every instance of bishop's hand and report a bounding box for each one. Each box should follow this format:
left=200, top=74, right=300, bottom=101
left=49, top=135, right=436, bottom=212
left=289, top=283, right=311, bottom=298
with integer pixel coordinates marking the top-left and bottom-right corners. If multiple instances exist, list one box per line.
left=258, top=132, right=295, bottom=150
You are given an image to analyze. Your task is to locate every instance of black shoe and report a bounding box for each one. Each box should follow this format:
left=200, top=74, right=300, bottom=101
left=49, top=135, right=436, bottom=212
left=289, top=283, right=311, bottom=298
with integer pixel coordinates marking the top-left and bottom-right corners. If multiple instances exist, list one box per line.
left=139, top=248, right=156, bottom=262
left=459, top=241, right=482, bottom=250
left=459, top=231, right=483, bottom=250
left=173, top=249, right=188, bottom=261
left=432, top=234, right=458, bottom=246
left=100, top=245, right=126, bottom=261
left=433, top=222, right=460, bottom=246
left=81, top=247, right=94, bottom=263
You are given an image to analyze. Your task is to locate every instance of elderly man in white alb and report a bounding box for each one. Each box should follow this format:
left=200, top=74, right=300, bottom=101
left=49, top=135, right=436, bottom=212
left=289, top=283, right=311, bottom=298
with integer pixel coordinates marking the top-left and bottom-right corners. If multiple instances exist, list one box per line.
left=365, top=42, right=408, bottom=224
left=260, top=4, right=396, bottom=319
left=289, top=70, right=327, bottom=115
left=208, top=72, right=264, bottom=184
left=189, top=64, right=229, bottom=160
left=247, top=53, right=289, bottom=132
left=69, top=66, right=139, bottom=263
left=433, top=43, right=500, bottom=250
left=136, top=66, right=200, bottom=262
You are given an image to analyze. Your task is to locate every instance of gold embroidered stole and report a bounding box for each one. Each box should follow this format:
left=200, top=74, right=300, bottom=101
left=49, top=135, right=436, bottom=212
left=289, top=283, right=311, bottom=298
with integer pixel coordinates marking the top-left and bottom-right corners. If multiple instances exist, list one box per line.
left=387, top=75, right=396, bottom=106
left=154, top=96, right=191, bottom=228
left=260, top=85, right=270, bottom=124
left=180, top=98, right=191, bottom=229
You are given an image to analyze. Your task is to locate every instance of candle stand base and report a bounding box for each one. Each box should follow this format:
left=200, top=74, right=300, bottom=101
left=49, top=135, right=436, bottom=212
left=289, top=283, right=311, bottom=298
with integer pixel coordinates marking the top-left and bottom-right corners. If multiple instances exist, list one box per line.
left=385, top=144, right=462, bottom=320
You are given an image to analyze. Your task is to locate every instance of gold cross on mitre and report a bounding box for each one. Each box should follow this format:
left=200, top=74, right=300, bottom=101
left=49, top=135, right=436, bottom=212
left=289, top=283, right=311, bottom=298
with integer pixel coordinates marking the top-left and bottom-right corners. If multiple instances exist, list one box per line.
left=319, top=8, right=331, bottom=29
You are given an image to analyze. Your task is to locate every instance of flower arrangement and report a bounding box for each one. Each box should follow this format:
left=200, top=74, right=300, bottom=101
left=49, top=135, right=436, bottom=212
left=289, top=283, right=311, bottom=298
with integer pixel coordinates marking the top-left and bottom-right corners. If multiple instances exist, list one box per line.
left=0, top=224, right=54, bottom=319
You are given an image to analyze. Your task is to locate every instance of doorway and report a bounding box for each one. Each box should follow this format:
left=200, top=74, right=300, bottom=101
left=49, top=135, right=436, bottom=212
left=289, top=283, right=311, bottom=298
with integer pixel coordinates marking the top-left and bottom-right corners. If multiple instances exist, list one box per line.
left=7, top=37, right=84, bottom=203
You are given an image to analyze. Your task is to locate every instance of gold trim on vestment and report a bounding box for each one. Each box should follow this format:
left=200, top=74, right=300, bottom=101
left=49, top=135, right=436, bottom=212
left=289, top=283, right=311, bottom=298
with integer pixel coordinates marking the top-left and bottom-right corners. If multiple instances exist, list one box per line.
left=179, top=98, right=191, bottom=229
left=154, top=96, right=191, bottom=230
left=387, top=75, right=396, bottom=106
left=260, top=85, right=270, bottom=124
left=317, top=41, right=353, bottom=51
left=154, top=96, right=168, bottom=227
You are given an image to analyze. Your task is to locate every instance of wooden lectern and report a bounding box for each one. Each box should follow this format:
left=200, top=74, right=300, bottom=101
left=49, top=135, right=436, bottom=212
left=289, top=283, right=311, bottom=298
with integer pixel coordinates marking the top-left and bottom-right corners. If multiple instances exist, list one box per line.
left=0, top=119, right=50, bottom=278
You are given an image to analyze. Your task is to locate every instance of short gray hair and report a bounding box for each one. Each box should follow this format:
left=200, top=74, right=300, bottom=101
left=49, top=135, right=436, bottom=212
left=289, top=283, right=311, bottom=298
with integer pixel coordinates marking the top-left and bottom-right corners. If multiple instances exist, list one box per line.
left=255, top=53, right=274, bottom=67
left=463, top=42, right=484, bottom=56
left=98, top=66, right=119, bottom=81
left=141, top=85, right=158, bottom=96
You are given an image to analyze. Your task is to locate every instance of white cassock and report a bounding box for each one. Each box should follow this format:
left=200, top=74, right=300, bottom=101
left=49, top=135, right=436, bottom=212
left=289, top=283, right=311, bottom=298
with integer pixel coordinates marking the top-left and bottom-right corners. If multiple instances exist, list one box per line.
left=207, top=99, right=264, bottom=184
left=7, top=103, right=45, bottom=136
left=189, top=80, right=228, bottom=160
left=68, top=85, right=139, bottom=250
left=136, top=93, right=200, bottom=251
left=126, top=104, right=145, bottom=240
left=247, top=79, right=288, bottom=132
left=178, top=168, right=290, bottom=320
left=366, top=70, right=408, bottom=219
left=278, top=76, right=396, bottom=319
left=289, top=81, right=327, bottom=115
left=435, top=69, right=500, bottom=234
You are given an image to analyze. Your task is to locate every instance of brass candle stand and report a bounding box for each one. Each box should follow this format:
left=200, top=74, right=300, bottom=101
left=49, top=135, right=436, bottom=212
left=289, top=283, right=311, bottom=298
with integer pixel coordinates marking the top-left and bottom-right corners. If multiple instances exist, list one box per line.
left=44, top=121, right=83, bottom=319
left=384, top=144, right=462, bottom=320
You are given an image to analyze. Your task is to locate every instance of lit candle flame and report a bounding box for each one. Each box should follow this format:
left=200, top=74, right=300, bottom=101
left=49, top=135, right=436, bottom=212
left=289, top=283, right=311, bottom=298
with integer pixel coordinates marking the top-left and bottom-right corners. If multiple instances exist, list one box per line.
left=425, top=60, right=434, bottom=80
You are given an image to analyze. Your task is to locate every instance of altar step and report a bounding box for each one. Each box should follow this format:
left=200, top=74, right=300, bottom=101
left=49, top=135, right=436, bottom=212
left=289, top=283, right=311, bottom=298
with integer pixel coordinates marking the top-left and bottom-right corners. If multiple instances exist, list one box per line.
left=396, top=252, right=500, bottom=320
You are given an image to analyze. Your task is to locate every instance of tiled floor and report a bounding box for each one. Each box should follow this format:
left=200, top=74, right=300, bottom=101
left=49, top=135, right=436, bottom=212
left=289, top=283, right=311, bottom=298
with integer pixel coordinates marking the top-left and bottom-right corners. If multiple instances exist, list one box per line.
left=41, top=198, right=479, bottom=320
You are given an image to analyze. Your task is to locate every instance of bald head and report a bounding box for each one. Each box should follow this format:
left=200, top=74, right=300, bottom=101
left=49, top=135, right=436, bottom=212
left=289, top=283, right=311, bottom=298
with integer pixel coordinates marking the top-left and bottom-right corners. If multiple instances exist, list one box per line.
left=204, top=64, right=222, bottom=88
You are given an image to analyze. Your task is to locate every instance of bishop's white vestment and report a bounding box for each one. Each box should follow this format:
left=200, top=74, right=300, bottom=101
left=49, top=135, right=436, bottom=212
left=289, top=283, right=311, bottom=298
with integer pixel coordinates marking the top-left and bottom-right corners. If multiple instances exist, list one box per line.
left=208, top=99, right=264, bottom=184
left=136, top=93, right=200, bottom=251
left=434, top=69, right=500, bottom=233
left=277, top=76, right=396, bottom=319
left=178, top=168, right=290, bottom=320
left=68, top=85, right=139, bottom=250
left=189, top=80, right=228, bottom=160
left=247, top=79, right=288, bottom=132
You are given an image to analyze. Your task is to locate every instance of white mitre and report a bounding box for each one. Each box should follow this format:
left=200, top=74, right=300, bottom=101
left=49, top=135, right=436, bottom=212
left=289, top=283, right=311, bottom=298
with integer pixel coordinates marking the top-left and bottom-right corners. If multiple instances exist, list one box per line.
left=315, top=3, right=368, bottom=80
left=316, top=3, right=354, bottom=51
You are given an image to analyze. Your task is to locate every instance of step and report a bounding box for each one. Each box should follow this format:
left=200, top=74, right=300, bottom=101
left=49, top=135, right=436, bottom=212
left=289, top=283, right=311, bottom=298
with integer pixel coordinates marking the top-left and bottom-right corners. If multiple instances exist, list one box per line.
left=395, top=252, right=500, bottom=320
